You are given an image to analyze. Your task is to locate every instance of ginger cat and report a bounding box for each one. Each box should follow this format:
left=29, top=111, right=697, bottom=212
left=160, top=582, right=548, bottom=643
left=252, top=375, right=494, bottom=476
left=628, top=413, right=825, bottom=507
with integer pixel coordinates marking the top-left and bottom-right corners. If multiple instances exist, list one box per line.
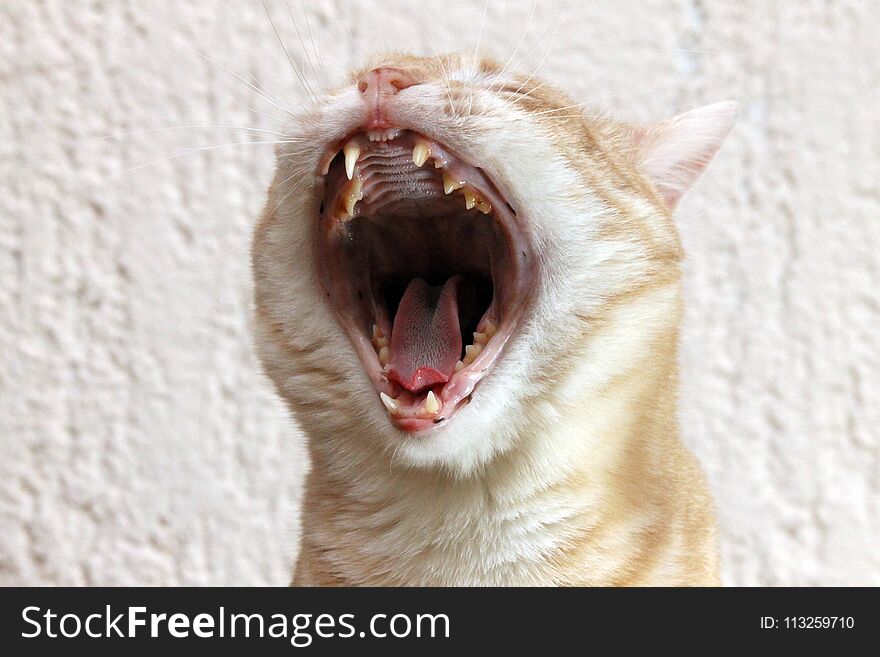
left=251, top=53, right=736, bottom=585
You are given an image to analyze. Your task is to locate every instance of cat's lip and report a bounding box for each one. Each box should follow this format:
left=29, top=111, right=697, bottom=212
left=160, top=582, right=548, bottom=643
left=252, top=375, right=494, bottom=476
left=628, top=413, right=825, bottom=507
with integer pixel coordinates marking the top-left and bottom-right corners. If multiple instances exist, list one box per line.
left=314, top=129, right=537, bottom=434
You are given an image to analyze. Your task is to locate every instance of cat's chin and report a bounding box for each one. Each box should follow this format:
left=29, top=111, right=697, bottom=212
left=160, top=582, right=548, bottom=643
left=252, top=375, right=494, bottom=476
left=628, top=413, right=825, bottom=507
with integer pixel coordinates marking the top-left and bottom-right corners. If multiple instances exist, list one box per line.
left=314, top=129, right=537, bottom=434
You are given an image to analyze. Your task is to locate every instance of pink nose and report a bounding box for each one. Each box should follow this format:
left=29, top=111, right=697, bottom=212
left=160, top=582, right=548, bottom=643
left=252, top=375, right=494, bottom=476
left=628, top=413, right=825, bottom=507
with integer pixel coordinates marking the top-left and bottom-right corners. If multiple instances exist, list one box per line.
left=358, top=67, right=416, bottom=96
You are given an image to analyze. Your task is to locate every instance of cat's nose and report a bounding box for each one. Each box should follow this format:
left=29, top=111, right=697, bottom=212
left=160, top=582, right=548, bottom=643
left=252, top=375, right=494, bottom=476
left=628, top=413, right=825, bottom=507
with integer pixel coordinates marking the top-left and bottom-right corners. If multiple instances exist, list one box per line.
left=358, top=67, right=416, bottom=96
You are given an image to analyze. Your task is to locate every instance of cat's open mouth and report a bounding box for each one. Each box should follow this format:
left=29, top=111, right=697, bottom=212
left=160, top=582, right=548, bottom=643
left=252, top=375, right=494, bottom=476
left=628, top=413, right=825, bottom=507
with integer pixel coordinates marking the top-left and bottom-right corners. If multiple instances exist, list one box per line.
left=315, top=129, right=535, bottom=433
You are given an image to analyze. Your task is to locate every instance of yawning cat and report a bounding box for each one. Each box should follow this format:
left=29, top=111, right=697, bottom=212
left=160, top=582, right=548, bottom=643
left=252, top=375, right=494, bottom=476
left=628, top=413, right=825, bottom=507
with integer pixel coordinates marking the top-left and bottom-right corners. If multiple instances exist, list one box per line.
left=251, top=52, right=736, bottom=585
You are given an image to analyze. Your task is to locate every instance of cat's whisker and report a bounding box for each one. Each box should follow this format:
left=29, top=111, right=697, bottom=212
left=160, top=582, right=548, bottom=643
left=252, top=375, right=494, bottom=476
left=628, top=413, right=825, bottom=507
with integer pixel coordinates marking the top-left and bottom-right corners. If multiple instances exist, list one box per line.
left=503, top=78, right=551, bottom=103
left=77, top=125, right=294, bottom=145
left=469, top=0, right=490, bottom=115
left=300, top=0, right=330, bottom=85
left=414, top=23, right=457, bottom=117
left=122, top=139, right=301, bottom=173
left=285, top=0, right=324, bottom=88
left=264, top=170, right=314, bottom=223
left=490, top=0, right=539, bottom=90
left=530, top=99, right=608, bottom=116
left=262, top=0, right=319, bottom=103
left=172, top=39, right=298, bottom=118
left=512, top=4, right=573, bottom=96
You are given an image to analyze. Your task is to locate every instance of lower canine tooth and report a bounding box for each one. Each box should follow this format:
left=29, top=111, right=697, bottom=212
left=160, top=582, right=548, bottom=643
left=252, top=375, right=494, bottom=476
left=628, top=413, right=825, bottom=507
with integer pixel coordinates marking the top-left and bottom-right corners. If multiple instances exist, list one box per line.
left=412, top=142, right=430, bottom=167
left=343, top=178, right=363, bottom=216
left=380, top=392, right=399, bottom=414
left=424, top=390, right=440, bottom=414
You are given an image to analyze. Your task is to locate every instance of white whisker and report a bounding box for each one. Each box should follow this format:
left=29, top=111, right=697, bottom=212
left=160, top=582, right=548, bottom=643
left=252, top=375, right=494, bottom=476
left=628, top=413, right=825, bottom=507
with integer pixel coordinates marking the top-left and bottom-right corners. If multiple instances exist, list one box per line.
left=513, top=4, right=573, bottom=96
left=262, top=0, right=318, bottom=102
left=78, top=125, right=292, bottom=145
left=171, top=39, right=296, bottom=117
left=301, top=0, right=330, bottom=85
left=491, top=0, right=538, bottom=88
left=123, top=139, right=299, bottom=172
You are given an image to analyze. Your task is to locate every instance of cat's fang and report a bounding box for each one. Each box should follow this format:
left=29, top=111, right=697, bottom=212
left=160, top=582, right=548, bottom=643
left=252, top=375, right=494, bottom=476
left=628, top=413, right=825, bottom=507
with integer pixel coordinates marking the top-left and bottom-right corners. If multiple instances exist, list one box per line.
left=412, top=142, right=431, bottom=167
left=379, top=392, right=399, bottom=414
left=343, top=178, right=364, bottom=217
left=424, top=390, right=441, bottom=415
left=343, top=141, right=360, bottom=180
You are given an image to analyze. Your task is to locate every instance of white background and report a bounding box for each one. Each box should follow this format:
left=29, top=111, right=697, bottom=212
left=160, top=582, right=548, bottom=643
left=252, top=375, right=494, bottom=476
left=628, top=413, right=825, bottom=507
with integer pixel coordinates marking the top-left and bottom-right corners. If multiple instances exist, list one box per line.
left=1, top=0, right=877, bottom=585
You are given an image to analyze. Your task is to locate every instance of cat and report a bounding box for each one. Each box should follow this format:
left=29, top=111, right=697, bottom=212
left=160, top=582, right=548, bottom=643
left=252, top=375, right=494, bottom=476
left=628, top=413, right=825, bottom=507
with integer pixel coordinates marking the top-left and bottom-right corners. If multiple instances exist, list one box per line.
left=251, top=52, right=736, bottom=586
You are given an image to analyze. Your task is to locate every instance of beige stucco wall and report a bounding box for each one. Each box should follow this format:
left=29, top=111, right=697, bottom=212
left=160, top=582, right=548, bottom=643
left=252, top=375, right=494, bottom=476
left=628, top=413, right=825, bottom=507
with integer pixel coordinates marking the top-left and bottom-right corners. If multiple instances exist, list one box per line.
left=1, top=0, right=877, bottom=585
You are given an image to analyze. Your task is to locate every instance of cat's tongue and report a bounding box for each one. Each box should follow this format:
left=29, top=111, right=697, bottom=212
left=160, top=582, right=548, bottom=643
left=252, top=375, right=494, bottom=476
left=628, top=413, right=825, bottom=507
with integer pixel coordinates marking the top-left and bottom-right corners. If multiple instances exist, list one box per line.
left=387, top=276, right=465, bottom=394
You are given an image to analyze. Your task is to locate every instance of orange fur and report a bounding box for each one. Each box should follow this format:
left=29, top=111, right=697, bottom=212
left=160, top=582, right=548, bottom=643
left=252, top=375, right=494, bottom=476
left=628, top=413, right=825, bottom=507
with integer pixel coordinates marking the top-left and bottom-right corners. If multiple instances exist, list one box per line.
left=251, top=53, right=735, bottom=586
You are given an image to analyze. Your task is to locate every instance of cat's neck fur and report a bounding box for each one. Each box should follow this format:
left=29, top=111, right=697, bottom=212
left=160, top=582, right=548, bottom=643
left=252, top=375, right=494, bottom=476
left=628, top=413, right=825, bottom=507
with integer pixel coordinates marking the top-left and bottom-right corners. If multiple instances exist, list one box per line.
left=293, top=280, right=719, bottom=586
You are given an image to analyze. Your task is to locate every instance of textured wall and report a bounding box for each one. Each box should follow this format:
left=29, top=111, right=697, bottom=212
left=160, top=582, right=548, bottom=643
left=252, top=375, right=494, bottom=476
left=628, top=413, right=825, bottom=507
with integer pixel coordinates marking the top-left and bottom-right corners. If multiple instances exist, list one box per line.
left=1, top=0, right=877, bottom=585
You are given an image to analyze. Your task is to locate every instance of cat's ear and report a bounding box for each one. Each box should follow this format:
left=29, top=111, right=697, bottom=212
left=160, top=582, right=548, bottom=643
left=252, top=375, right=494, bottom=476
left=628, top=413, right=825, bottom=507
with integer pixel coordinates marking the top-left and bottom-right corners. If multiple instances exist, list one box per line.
left=632, top=101, right=738, bottom=210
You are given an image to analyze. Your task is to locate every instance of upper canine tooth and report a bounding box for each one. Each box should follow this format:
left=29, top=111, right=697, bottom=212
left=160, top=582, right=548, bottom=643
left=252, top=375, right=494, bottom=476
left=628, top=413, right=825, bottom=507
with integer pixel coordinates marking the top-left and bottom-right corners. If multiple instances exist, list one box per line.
left=379, top=392, right=399, bottom=415
left=463, top=189, right=476, bottom=210
left=424, top=390, right=440, bottom=414
left=343, top=142, right=360, bottom=180
left=443, top=171, right=464, bottom=195
left=412, top=142, right=430, bottom=167
left=343, top=178, right=363, bottom=216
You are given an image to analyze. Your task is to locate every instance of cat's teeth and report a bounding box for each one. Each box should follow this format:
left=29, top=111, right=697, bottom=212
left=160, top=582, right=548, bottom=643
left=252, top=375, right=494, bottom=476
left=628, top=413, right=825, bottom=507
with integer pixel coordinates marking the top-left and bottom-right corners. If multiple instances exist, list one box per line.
left=343, top=142, right=360, bottom=180
left=412, top=141, right=431, bottom=167
left=424, top=390, right=440, bottom=415
left=443, top=171, right=464, bottom=195
left=371, top=324, right=388, bottom=350
left=343, top=178, right=363, bottom=217
left=378, top=346, right=390, bottom=366
left=462, top=187, right=491, bottom=214
left=366, top=128, right=401, bottom=142
left=483, top=319, right=497, bottom=338
left=463, top=189, right=476, bottom=210
left=379, top=392, right=399, bottom=415
left=473, top=331, right=488, bottom=345
left=454, top=360, right=464, bottom=372
left=463, top=343, right=483, bottom=365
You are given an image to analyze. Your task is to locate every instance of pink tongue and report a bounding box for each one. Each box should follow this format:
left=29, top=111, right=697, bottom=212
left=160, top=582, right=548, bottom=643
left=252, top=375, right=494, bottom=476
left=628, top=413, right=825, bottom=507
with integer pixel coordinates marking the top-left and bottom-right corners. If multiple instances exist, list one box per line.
left=387, top=276, right=464, bottom=393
